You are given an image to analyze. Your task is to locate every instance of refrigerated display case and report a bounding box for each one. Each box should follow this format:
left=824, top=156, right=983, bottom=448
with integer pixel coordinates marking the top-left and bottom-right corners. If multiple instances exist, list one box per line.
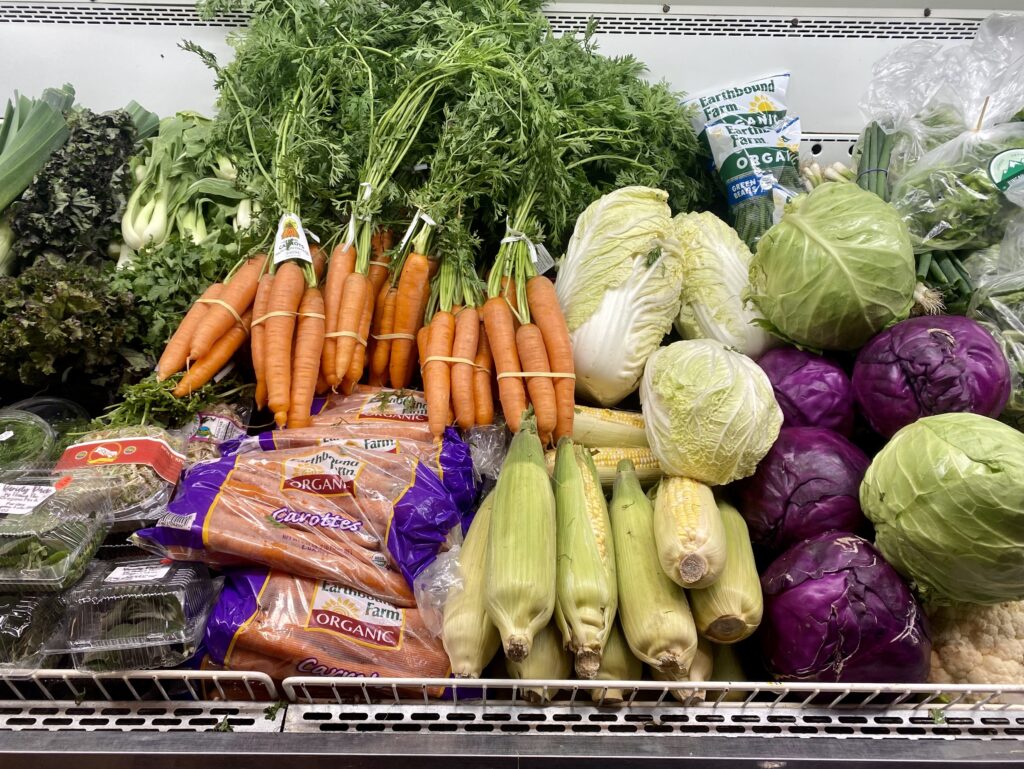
left=2, top=2, right=1023, bottom=765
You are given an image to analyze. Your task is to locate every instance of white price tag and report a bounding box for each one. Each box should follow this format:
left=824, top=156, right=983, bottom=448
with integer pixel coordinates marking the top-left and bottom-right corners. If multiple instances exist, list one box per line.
left=0, top=431, right=13, bottom=442
left=157, top=511, right=197, bottom=531
left=104, top=564, right=171, bottom=584
left=272, top=213, right=313, bottom=266
left=534, top=243, right=555, bottom=274
left=0, top=483, right=55, bottom=516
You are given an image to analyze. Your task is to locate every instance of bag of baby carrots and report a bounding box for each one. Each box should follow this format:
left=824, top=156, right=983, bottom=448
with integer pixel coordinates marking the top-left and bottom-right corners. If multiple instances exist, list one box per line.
left=205, top=568, right=450, bottom=689
left=309, top=386, right=432, bottom=439
left=220, top=425, right=476, bottom=513
left=133, top=442, right=461, bottom=605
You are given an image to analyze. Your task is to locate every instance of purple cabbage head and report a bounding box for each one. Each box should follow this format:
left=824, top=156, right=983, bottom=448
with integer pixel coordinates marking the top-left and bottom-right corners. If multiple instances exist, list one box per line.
left=760, top=532, right=931, bottom=683
left=757, top=348, right=855, bottom=436
left=739, top=427, right=870, bottom=553
left=852, top=315, right=1011, bottom=438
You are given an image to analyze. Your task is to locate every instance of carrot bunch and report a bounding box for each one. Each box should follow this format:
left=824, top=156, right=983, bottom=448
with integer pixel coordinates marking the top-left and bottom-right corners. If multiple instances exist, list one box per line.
left=157, top=253, right=269, bottom=397
left=320, top=228, right=394, bottom=397
left=419, top=257, right=494, bottom=439
left=252, top=240, right=326, bottom=429
left=482, top=226, right=574, bottom=446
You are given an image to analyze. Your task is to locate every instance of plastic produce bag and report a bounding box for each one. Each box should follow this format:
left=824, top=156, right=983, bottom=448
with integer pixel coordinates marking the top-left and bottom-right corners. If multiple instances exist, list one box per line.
left=891, top=122, right=1024, bottom=252
left=134, top=441, right=462, bottom=605
left=861, top=13, right=1024, bottom=183
left=205, top=568, right=450, bottom=687
left=185, top=401, right=252, bottom=466
left=967, top=216, right=1024, bottom=428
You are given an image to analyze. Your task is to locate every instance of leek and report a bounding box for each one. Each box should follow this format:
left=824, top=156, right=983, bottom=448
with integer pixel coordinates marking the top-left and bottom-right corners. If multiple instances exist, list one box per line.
left=0, top=84, right=74, bottom=213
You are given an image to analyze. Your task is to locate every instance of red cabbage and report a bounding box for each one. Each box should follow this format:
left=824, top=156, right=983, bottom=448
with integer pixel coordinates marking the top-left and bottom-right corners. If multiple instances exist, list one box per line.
left=757, top=348, right=854, bottom=436
left=739, top=427, right=869, bottom=553
left=852, top=315, right=1011, bottom=438
left=760, top=532, right=931, bottom=683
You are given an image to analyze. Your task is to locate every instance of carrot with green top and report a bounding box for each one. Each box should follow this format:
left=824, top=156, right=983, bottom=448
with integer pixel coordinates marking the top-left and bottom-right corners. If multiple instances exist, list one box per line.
left=251, top=273, right=275, bottom=409
left=189, top=254, right=267, bottom=361
left=157, top=282, right=224, bottom=381
left=390, top=252, right=432, bottom=388
left=526, top=275, right=575, bottom=440
left=451, top=307, right=479, bottom=430
left=266, top=260, right=306, bottom=427
left=287, top=286, right=325, bottom=428
left=173, top=310, right=252, bottom=397
left=424, top=310, right=456, bottom=438
left=321, top=242, right=356, bottom=388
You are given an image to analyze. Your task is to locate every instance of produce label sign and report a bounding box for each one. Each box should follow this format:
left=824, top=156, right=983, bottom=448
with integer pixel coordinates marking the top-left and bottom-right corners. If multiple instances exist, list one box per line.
left=105, top=564, right=171, bottom=584
left=320, top=436, right=399, bottom=453
left=0, top=483, right=56, bottom=516
left=280, top=448, right=363, bottom=496
left=55, top=437, right=185, bottom=484
left=272, top=212, right=313, bottom=265
left=989, top=149, right=1024, bottom=198
left=306, top=580, right=406, bottom=650
left=356, top=392, right=428, bottom=423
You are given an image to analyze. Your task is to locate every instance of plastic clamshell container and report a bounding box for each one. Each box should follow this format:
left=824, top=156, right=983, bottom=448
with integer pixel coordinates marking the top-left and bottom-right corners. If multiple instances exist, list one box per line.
left=0, top=592, right=66, bottom=672
left=0, top=474, right=113, bottom=592
left=9, top=397, right=92, bottom=461
left=63, top=557, right=220, bottom=672
left=0, top=410, right=56, bottom=475
left=54, top=427, right=185, bottom=530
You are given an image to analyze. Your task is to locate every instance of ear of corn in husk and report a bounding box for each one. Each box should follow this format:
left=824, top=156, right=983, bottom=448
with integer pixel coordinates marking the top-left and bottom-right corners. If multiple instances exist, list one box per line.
left=610, top=459, right=698, bottom=677
left=442, top=492, right=501, bottom=677
left=589, top=621, right=642, bottom=705
left=506, top=622, right=572, bottom=704
left=653, top=476, right=727, bottom=589
left=689, top=502, right=762, bottom=644
left=554, top=438, right=618, bottom=679
left=485, top=414, right=557, bottom=662
left=572, top=406, right=649, bottom=448
left=545, top=446, right=663, bottom=488
left=653, top=636, right=714, bottom=705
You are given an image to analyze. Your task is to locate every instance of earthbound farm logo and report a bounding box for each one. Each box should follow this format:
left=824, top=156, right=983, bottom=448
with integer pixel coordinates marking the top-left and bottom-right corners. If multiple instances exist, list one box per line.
left=320, top=436, right=398, bottom=453
left=307, top=581, right=406, bottom=649
left=281, top=448, right=363, bottom=496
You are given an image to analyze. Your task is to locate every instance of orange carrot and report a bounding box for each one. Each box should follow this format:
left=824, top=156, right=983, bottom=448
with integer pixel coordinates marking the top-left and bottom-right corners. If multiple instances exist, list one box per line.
left=451, top=307, right=479, bottom=431
left=157, top=282, right=224, bottom=381
left=287, top=286, right=325, bottom=429
left=516, top=323, right=557, bottom=444
left=266, top=261, right=306, bottom=427
left=316, top=371, right=330, bottom=395
left=473, top=323, right=494, bottom=426
left=526, top=276, right=575, bottom=440
left=482, top=296, right=527, bottom=432
left=416, top=325, right=430, bottom=379
left=190, top=254, right=266, bottom=361
left=368, top=229, right=393, bottom=297
left=311, top=244, right=327, bottom=283
left=334, top=271, right=370, bottom=384
left=389, top=252, right=431, bottom=388
left=173, top=310, right=252, bottom=397
left=424, top=310, right=456, bottom=438
left=343, top=283, right=375, bottom=392
left=251, top=273, right=275, bottom=409
left=367, top=281, right=393, bottom=386
left=321, top=243, right=356, bottom=388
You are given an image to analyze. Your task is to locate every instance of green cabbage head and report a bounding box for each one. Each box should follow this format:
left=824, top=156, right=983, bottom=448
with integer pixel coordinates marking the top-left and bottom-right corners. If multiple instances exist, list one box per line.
left=861, top=413, right=1024, bottom=605
left=749, top=182, right=917, bottom=351
left=640, top=339, right=783, bottom=486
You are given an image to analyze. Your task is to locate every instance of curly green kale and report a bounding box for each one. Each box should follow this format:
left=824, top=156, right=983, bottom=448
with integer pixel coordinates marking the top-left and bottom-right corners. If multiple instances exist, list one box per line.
left=8, top=108, right=136, bottom=267
left=0, top=254, right=140, bottom=386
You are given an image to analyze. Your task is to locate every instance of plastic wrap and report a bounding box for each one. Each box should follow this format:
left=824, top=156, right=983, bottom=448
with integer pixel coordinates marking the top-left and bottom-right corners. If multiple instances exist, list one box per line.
left=8, top=398, right=90, bottom=461
left=861, top=13, right=1024, bottom=182
left=222, top=425, right=476, bottom=513
left=967, top=216, right=1024, bottom=428
left=62, top=557, right=221, bottom=672
left=54, top=426, right=186, bottom=530
left=0, top=592, right=65, bottom=669
left=205, top=568, right=450, bottom=688
left=0, top=410, right=55, bottom=476
left=310, top=386, right=432, bottom=438
left=134, top=442, right=462, bottom=605
left=0, top=474, right=113, bottom=591
left=185, top=401, right=252, bottom=466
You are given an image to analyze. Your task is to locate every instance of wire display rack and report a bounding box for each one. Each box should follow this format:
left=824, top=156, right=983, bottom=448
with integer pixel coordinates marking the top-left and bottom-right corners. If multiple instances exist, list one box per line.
left=2, top=671, right=1024, bottom=766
